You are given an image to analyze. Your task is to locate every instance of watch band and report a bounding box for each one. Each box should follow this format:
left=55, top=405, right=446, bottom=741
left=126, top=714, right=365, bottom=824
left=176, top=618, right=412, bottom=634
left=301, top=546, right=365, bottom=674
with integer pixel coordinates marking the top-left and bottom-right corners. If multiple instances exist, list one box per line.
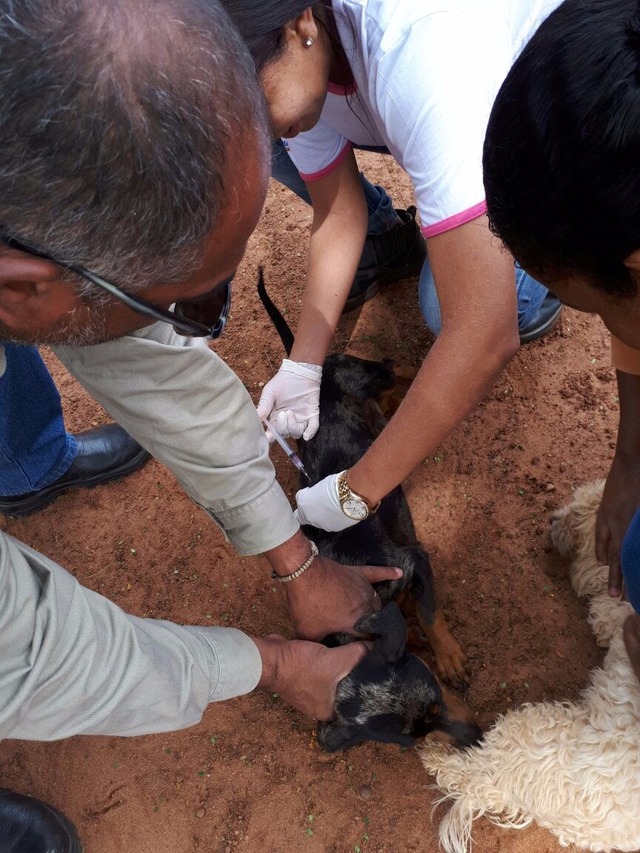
left=336, top=470, right=379, bottom=516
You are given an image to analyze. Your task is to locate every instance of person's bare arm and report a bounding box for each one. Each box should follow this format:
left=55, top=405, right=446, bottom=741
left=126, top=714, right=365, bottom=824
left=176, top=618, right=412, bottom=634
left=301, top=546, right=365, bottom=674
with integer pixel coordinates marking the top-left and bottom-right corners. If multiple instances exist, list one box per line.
left=347, top=215, right=520, bottom=504
left=255, top=149, right=368, bottom=439
left=289, top=147, right=368, bottom=366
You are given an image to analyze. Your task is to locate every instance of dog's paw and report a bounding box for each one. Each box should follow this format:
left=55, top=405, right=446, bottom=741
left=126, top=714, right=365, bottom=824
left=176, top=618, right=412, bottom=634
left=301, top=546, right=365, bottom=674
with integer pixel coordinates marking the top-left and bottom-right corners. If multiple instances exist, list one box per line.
left=435, top=642, right=471, bottom=691
left=421, top=611, right=471, bottom=689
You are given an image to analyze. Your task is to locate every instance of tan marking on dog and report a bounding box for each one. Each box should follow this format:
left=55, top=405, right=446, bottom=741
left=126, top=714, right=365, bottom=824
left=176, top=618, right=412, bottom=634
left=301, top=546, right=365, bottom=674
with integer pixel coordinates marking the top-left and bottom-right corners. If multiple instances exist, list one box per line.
left=421, top=609, right=469, bottom=688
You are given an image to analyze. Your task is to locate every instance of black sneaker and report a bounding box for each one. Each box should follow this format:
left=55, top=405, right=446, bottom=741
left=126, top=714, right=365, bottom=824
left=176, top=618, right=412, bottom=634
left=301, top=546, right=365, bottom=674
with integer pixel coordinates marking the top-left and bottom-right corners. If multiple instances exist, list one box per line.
left=0, top=788, right=82, bottom=853
left=519, top=293, right=563, bottom=344
left=0, top=424, right=150, bottom=518
left=343, top=206, right=427, bottom=313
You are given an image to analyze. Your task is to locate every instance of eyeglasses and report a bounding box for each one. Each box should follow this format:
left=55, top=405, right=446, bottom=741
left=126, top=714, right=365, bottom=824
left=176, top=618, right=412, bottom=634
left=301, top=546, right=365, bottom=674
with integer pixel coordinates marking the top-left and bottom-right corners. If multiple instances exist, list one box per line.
left=0, top=233, right=232, bottom=339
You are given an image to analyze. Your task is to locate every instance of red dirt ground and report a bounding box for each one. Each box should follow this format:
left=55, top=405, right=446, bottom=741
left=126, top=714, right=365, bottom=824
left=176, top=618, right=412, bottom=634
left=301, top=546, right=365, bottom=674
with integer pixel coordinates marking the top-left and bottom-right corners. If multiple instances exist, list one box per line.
left=0, top=154, right=630, bottom=853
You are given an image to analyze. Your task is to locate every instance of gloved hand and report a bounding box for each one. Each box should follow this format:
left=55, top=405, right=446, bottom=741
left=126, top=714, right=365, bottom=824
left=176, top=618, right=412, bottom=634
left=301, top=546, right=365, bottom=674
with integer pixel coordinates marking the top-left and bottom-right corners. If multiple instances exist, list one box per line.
left=257, top=359, right=322, bottom=441
left=294, top=473, right=359, bottom=532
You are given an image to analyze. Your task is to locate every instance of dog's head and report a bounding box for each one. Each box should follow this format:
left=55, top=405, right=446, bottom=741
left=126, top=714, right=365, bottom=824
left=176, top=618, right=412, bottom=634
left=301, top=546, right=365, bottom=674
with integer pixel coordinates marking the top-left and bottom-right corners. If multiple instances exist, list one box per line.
left=321, top=354, right=396, bottom=404
left=317, top=603, right=482, bottom=752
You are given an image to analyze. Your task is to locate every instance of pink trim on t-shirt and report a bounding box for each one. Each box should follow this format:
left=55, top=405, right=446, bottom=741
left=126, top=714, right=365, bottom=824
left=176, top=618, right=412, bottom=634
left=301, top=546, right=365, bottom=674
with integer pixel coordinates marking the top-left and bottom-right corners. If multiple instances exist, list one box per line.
left=327, top=80, right=358, bottom=96
left=299, top=142, right=353, bottom=183
left=421, top=201, right=488, bottom=238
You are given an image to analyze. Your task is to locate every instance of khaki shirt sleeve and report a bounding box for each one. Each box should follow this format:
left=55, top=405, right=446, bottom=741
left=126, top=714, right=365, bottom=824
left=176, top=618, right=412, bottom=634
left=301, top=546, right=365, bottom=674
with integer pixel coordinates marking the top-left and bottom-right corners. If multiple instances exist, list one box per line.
left=0, top=531, right=262, bottom=739
left=53, top=323, right=299, bottom=556
left=611, top=334, right=640, bottom=375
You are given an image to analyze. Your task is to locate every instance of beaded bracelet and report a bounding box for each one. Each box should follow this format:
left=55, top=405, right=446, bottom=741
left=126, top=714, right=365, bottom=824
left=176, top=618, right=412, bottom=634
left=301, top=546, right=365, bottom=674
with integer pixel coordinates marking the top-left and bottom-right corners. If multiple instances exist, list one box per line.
left=271, top=541, right=319, bottom=583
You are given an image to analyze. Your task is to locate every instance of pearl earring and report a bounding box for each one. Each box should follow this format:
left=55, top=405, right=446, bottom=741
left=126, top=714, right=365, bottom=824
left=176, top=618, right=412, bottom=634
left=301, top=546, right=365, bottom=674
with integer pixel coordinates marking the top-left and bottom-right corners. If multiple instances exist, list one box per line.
left=304, top=36, right=314, bottom=47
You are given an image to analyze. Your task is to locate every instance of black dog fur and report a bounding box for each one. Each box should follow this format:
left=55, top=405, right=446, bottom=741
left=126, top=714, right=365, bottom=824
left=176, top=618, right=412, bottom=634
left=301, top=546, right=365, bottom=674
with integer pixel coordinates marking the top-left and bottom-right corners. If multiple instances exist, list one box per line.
left=258, top=270, right=480, bottom=752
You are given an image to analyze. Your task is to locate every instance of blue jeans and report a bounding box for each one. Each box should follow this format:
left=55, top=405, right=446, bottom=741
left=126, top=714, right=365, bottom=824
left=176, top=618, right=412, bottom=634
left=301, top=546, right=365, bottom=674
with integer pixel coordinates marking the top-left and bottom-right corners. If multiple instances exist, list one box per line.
left=0, top=345, right=76, bottom=495
left=271, top=140, right=399, bottom=236
left=418, top=260, right=549, bottom=336
left=621, top=510, right=640, bottom=614
left=271, top=141, right=550, bottom=335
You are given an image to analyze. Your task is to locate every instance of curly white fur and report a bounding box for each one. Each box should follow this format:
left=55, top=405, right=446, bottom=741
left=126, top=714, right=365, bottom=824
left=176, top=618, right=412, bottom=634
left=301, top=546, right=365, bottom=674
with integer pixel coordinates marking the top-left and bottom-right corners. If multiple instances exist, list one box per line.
left=420, top=481, right=640, bottom=853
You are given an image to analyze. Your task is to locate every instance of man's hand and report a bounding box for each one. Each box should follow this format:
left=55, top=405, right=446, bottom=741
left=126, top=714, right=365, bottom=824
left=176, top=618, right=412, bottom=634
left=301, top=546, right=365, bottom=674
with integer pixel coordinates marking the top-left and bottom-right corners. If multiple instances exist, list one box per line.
left=285, top=554, right=402, bottom=640
left=597, top=450, right=640, bottom=596
left=253, top=635, right=369, bottom=719
left=264, top=531, right=402, bottom=641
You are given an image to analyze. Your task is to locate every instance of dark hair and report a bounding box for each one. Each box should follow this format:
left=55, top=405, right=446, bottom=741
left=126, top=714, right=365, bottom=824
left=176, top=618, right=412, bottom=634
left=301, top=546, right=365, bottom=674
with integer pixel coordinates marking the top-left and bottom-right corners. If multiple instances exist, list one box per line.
left=484, top=0, right=640, bottom=297
left=220, top=0, right=350, bottom=78
left=0, top=0, right=268, bottom=290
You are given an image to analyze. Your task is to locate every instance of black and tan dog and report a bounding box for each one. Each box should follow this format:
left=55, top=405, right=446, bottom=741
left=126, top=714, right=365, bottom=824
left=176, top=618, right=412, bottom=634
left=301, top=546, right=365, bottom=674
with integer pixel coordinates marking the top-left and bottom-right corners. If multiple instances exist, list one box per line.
left=258, top=271, right=480, bottom=752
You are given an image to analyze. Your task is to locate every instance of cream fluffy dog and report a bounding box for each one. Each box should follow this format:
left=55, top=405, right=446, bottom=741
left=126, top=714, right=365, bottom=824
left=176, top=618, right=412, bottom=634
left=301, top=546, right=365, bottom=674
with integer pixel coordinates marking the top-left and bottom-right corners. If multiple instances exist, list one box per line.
left=420, top=481, right=640, bottom=853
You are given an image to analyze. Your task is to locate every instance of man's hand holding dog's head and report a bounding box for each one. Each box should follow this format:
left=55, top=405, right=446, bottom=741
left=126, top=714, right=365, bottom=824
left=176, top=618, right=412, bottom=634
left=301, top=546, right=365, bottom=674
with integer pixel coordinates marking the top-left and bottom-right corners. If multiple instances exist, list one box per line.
left=264, top=531, right=402, bottom=641
left=253, top=635, right=370, bottom=720
left=286, top=555, right=402, bottom=641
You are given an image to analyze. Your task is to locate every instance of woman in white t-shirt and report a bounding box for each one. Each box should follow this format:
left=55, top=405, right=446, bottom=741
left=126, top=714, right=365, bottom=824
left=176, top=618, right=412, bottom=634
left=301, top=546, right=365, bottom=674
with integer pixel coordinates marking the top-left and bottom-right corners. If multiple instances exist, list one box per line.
left=223, top=0, right=562, bottom=532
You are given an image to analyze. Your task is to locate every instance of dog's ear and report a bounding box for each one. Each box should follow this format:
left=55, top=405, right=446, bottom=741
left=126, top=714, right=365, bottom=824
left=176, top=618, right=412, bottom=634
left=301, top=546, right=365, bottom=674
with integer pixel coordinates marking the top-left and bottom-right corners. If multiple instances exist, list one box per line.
left=331, top=356, right=395, bottom=401
left=355, top=602, right=407, bottom=662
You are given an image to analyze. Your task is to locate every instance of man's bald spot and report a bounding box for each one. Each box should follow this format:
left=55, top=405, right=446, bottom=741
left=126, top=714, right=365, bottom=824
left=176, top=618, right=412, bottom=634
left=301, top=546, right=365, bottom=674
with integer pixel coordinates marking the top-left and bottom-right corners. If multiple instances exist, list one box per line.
left=0, top=0, right=269, bottom=288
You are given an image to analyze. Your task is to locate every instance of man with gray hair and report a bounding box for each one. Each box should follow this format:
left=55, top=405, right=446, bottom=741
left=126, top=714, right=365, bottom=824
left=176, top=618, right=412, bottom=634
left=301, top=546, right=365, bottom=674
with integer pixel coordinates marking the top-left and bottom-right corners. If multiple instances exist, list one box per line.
left=0, top=1, right=398, bottom=849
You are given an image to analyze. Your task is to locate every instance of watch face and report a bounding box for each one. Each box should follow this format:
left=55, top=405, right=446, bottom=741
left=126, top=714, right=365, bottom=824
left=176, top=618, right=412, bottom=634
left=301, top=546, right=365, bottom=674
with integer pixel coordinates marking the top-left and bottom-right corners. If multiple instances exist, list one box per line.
left=342, top=498, right=369, bottom=520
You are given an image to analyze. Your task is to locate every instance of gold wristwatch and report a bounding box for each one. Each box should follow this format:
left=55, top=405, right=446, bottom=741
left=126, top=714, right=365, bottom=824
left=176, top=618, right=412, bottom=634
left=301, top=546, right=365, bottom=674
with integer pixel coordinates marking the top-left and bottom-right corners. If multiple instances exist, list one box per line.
left=336, top=470, right=379, bottom=521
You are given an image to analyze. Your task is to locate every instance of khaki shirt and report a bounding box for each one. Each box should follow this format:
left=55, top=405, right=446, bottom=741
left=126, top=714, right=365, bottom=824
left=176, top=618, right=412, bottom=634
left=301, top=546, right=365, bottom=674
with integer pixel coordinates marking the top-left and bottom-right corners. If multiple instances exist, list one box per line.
left=55, top=322, right=299, bottom=555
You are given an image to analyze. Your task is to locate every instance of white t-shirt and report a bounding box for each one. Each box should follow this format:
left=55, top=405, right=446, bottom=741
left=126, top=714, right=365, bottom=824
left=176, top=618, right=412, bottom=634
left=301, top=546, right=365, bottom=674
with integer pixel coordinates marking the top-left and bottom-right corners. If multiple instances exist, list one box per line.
left=284, top=0, right=562, bottom=237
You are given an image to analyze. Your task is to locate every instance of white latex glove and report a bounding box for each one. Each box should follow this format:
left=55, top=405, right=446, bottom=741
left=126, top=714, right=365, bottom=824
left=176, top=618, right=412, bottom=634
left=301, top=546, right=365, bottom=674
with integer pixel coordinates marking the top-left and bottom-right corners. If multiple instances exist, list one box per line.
left=294, top=473, right=360, bottom=532
left=257, top=358, right=322, bottom=441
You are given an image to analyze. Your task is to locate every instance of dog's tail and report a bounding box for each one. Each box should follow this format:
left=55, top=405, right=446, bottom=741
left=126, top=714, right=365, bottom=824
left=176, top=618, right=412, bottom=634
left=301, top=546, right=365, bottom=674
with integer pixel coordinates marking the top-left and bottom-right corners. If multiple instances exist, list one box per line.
left=257, top=267, right=294, bottom=356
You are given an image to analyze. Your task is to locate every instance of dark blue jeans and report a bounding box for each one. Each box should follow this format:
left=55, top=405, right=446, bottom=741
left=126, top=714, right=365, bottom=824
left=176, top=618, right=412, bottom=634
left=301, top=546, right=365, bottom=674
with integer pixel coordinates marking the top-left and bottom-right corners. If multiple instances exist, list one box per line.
left=621, top=509, right=640, bottom=614
left=0, top=345, right=75, bottom=495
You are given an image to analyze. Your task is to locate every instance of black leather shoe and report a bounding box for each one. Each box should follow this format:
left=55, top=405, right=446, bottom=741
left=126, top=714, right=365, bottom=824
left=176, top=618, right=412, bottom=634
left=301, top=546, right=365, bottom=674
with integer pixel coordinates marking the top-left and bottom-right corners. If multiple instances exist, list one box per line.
left=0, top=788, right=82, bottom=853
left=343, top=206, right=427, bottom=313
left=0, top=424, right=150, bottom=518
